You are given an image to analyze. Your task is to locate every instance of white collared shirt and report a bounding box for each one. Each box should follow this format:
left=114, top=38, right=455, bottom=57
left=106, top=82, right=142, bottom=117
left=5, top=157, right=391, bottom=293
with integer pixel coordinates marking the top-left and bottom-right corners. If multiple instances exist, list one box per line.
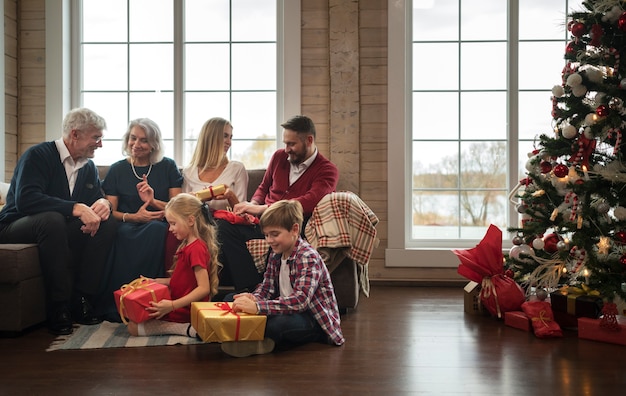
left=55, top=138, right=88, bottom=195
left=289, top=148, right=318, bottom=186
left=279, top=257, right=294, bottom=297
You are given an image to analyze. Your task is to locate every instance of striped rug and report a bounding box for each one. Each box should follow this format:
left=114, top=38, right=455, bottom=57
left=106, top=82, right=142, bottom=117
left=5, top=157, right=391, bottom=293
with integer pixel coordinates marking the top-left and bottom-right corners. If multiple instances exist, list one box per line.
left=47, top=321, right=202, bottom=351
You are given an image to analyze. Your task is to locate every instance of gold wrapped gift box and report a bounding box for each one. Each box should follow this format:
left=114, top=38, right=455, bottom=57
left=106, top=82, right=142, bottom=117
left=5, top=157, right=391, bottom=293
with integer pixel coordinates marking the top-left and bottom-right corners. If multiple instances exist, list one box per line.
left=194, top=184, right=227, bottom=201
left=191, top=302, right=267, bottom=343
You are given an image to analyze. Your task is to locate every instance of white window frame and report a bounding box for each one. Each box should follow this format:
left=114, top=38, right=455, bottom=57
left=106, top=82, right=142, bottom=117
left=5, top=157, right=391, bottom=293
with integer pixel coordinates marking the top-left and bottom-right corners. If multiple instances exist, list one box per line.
left=387, top=0, right=521, bottom=268
left=44, top=0, right=301, bottom=163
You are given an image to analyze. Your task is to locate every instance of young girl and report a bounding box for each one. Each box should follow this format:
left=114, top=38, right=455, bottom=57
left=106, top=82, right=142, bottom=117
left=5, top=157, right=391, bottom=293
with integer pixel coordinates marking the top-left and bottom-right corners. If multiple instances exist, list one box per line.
left=127, top=193, right=221, bottom=337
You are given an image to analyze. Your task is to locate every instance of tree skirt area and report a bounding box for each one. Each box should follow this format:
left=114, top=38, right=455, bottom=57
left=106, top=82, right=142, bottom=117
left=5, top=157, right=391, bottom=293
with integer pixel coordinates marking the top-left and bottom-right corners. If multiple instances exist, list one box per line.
left=47, top=321, right=201, bottom=351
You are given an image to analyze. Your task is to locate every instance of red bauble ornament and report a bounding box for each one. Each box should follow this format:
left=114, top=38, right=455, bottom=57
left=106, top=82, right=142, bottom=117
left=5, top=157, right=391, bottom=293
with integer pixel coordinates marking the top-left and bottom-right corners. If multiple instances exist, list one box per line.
left=553, top=164, right=569, bottom=178
left=504, top=269, right=514, bottom=278
left=540, top=161, right=553, bottom=174
left=596, top=105, right=609, bottom=117
left=620, top=254, right=626, bottom=266
left=570, top=22, right=586, bottom=37
left=544, top=234, right=559, bottom=254
left=616, top=231, right=626, bottom=244
left=619, top=12, right=626, bottom=32
left=565, top=41, right=580, bottom=56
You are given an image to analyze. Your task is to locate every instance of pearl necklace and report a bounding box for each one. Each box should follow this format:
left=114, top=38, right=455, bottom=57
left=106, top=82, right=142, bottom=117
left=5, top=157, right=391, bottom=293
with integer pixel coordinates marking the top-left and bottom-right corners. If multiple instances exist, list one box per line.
left=130, top=157, right=153, bottom=180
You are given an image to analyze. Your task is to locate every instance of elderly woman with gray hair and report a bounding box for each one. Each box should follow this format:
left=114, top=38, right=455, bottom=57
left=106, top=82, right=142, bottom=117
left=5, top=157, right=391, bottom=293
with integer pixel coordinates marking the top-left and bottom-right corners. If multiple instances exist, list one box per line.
left=98, top=118, right=183, bottom=321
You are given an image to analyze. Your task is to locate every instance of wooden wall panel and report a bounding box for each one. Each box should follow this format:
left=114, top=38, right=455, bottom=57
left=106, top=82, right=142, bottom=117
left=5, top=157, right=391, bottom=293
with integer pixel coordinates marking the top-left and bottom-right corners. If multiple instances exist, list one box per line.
left=4, top=0, right=18, bottom=181
left=18, top=0, right=46, bottom=158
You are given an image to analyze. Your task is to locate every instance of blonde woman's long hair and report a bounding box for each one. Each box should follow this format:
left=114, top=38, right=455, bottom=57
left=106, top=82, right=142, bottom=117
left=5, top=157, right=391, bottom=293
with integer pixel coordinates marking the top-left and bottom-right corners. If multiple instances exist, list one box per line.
left=165, top=193, right=222, bottom=298
left=188, top=117, right=231, bottom=173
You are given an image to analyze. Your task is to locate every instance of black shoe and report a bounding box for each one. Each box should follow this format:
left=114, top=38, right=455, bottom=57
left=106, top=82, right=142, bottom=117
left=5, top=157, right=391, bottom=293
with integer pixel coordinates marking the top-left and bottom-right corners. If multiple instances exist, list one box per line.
left=48, top=305, right=73, bottom=336
left=72, top=296, right=103, bottom=325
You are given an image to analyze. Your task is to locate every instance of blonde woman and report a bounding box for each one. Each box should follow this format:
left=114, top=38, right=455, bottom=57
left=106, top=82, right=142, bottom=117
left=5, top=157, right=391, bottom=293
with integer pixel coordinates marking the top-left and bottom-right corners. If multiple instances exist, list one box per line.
left=182, top=117, right=248, bottom=210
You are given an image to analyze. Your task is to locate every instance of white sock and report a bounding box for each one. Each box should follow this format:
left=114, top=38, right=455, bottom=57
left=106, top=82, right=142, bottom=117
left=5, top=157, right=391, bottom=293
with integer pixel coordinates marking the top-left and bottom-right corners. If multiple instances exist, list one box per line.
left=137, top=320, right=196, bottom=337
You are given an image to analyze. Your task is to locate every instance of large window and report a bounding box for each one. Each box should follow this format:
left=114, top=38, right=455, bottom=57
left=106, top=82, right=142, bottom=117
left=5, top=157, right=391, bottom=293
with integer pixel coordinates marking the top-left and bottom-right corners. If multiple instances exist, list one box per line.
left=73, top=0, right=299, bottom=168
left=387, top=0, right=583, bottom=266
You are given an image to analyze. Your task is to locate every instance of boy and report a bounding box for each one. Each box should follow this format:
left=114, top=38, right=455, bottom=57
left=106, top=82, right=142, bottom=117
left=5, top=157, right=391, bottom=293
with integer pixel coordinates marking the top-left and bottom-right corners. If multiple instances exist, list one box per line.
left=222, top=200, right=345, bottom=357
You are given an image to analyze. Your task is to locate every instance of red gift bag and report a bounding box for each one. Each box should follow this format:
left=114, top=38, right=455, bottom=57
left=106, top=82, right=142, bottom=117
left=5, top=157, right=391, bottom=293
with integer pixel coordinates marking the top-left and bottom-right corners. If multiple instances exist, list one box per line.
left=454, top=224, right=526, bottom=318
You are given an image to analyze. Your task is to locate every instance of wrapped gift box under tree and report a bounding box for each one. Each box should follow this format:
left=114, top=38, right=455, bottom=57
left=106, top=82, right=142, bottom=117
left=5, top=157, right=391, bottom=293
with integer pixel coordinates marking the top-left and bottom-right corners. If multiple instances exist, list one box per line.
left=504, top=311, right=532, bottom=332
left=549, top=286, right=603, bottom=329
left=578, top=302, right=626, bottom=346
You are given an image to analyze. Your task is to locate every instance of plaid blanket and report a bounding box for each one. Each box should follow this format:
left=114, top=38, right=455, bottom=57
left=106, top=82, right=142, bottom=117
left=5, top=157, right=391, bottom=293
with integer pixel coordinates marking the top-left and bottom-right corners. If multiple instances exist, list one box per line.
left=305, top=191, right=379, bottom=266
left=305, top=192, right=379, bottom=296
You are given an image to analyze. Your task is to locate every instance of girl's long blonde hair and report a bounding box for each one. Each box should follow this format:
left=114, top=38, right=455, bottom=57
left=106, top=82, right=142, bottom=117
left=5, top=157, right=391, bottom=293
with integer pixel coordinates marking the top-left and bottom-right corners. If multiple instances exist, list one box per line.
left=165, top=193, right=222, bottom=298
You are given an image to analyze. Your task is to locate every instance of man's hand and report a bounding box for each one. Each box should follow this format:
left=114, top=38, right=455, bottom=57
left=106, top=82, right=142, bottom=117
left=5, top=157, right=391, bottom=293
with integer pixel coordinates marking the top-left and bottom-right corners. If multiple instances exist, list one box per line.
left=73, top=203, right=101, bottom=237
left=233, top=202, right=267, bottom=217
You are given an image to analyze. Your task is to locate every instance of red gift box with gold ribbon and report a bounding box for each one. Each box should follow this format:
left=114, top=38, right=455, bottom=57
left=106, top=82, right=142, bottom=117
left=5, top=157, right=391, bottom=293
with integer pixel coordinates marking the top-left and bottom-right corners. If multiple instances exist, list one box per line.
left=191, top=302, right=266, bottom=343
left=114, top=277, right=171, bottom=325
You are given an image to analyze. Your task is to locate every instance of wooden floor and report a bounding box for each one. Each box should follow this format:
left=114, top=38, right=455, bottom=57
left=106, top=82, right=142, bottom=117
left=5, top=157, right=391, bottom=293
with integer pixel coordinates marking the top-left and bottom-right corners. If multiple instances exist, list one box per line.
left=2, top=285, right=626, bottom=395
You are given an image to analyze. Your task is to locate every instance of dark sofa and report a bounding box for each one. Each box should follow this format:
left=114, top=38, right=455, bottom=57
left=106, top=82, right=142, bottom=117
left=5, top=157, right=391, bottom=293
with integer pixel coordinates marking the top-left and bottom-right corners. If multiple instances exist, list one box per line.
left=0, top=167, right=359, bottom=333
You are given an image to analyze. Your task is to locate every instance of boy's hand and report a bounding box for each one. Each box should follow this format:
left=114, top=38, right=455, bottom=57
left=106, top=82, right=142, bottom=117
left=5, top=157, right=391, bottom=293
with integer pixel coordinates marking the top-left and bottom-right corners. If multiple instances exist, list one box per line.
left=232, top=296, right=259, bottom=314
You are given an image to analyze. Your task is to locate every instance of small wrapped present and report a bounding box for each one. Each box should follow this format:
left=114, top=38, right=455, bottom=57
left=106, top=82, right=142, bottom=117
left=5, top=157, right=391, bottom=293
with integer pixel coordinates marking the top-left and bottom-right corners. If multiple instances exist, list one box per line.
left=504, top=311, right=531, bottom=332
left=191, top=302, right=267, bottom=343
left=549, top=286, right=603, bottom=328
left=114, top=277, right=171, bottom=325
left=521, top=300, right=562, bottom=338
left=578, top=316, right=626, bottom=346
left=194, top=184, right=227, bottom=201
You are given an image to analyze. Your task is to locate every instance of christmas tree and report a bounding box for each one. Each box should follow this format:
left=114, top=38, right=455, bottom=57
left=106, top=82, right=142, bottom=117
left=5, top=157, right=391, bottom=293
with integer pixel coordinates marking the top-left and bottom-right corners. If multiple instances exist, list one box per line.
left=507, top=0, right=626, bottom=304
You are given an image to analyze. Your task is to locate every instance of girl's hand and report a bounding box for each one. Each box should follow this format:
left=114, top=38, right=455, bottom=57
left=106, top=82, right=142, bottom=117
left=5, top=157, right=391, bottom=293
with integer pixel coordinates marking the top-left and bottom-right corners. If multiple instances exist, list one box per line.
left=147, top=299, right=176, bottom=319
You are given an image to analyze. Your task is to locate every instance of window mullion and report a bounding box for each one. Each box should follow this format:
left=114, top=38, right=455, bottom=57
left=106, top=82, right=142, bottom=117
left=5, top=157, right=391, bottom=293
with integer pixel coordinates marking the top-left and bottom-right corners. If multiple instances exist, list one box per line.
left=173, top=0, right=184, bottom=165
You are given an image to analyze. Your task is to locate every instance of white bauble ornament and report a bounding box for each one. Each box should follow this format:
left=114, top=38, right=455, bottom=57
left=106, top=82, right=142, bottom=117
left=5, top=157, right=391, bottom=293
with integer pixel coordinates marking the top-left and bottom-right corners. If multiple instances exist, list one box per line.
left=525, top=155, right=540, bottom=172
left=552, top=85, right=565, bottom=97
left=584, top=113, right=598, bottom=125
left=562, top=124, right=578, bottom=139
left=583, top=127, right=593, bottom=139
left=566, top=73, right=583, bottom=86
left=532, top=238, right=545, bottom=250
left=518, top=244, right=534, bottom=257
left=572, top=84, right=588, bottom=97
left=585, top=67, right=603, bottom=83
